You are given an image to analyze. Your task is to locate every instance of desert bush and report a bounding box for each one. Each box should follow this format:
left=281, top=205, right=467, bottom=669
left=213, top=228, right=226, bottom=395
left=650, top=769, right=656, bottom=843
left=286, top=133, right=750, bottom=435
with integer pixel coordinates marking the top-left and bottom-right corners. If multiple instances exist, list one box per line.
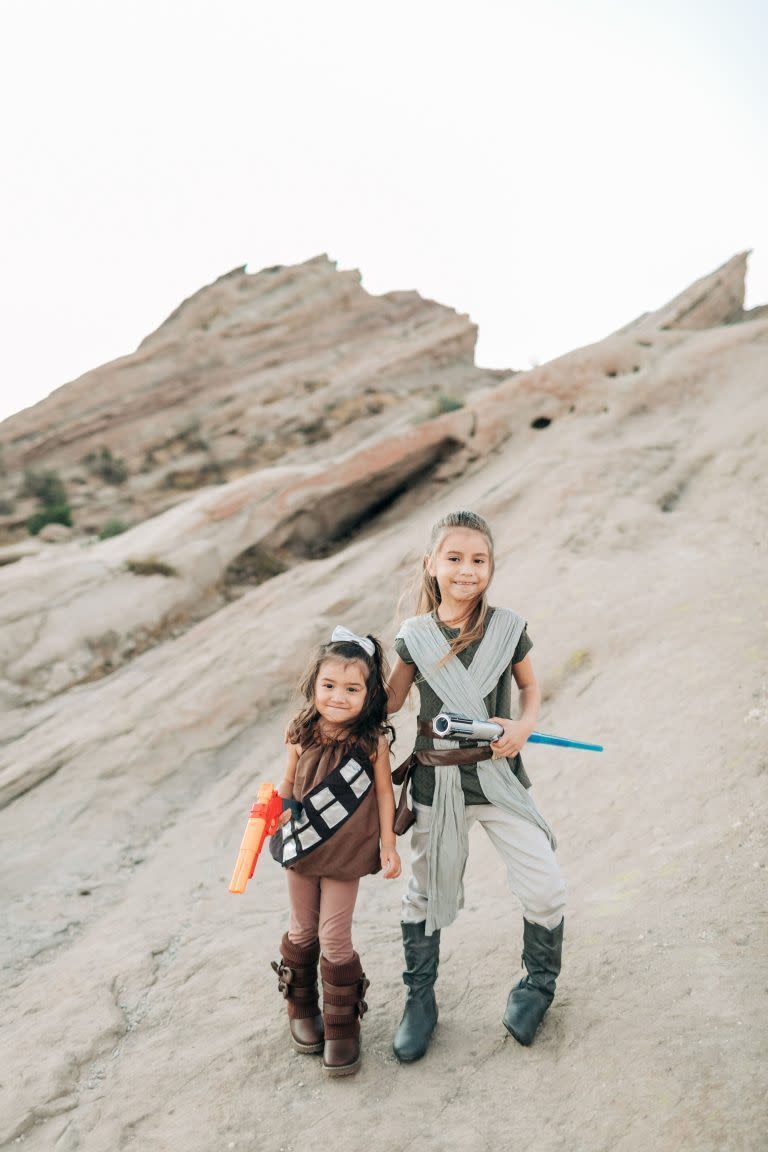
left=26, top=504, right=72, bottom=535
left=126, top=558, right=178, bottom=577
left=179, top=420, right=209, bottom=452
left=141, top=448, right=158, bottom=472
left=19, top=469, right=67, bottom=506
left=20, top=469, right=72, bottom=535
left=433, top=394, right=464, bottom=415
left=99, top=518, right=129, bottom=539
left=83, top=447, right=129, bottom=485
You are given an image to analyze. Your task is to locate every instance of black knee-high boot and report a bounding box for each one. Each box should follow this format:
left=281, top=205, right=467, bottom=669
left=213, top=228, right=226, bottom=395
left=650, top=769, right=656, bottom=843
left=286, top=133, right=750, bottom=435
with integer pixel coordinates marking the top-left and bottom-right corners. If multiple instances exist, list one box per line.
left=393, top=921, right=440, bottom=1062
left=503, top=917, right=564, bottom=1046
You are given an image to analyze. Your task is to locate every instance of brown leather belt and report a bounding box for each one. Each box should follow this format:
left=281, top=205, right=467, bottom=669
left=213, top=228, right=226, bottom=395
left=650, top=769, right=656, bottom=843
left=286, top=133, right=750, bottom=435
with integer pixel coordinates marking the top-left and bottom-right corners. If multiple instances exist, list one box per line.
left=392, top=717, right=489, bottom=835
left=416, top=716, right=486, bottom=755
left=392, top=719, right=486, bottom=785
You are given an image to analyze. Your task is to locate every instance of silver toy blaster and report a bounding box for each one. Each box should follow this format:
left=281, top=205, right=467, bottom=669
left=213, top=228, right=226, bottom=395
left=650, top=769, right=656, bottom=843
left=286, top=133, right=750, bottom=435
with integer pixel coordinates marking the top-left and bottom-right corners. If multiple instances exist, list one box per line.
left=432, top=713, right=603, bottom=752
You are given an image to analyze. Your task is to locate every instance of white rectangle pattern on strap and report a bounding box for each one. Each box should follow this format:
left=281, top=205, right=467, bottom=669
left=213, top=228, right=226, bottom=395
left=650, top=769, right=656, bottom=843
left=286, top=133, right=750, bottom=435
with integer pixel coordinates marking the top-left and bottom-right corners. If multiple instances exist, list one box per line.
left=340, top=759, right=362, bottom=783
left=350, top=773, right=371, bottom=798
left=310, top=786, right=334, bottom=810
left=298, top=826, right=321, bottom=849
left=320, top=801, right=348, bottom=828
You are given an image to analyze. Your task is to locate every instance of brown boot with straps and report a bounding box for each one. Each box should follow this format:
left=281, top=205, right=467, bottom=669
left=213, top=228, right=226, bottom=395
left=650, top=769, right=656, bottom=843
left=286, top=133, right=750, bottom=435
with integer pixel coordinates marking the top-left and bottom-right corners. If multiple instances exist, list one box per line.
left=271, top=933, right=324, bottom=1054
left=320, top=952, right=369, bottom=1077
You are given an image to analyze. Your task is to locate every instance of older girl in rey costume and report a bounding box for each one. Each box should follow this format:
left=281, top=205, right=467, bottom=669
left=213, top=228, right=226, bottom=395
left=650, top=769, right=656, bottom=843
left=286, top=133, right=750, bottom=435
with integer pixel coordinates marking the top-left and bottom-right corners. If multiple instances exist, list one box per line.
left=271, top=627, right=401, bottom=1077
left=387, top=510, right=565, bottom=1058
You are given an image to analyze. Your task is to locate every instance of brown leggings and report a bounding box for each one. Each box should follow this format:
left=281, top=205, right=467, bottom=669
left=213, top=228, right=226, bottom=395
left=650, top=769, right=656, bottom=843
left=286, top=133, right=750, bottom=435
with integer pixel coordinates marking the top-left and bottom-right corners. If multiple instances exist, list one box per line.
left=287, top=871, right=360, bottom=964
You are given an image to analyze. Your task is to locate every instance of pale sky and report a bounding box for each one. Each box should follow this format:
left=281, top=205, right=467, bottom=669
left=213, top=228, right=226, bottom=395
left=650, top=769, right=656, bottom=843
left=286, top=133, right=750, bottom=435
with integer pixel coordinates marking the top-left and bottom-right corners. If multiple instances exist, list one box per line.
left=1, top=0, right=766, bottom=423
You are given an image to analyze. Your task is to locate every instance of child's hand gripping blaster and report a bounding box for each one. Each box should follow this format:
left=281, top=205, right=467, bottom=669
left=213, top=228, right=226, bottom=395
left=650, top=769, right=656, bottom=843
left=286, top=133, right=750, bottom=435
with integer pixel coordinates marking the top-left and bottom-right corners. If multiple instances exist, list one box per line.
left=229, top=783, right=284, bottom=894
left=432, top=713, right=603, bottom=752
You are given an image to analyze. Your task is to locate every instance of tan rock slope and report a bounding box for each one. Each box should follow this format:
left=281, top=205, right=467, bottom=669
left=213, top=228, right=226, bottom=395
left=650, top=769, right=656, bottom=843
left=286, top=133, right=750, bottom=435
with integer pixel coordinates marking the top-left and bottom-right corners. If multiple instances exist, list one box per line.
left=0, top=415, right=474, bottom=710
left=0, top=256, right=497, bottom=539
left=0, top=254, right=765, bottom=1152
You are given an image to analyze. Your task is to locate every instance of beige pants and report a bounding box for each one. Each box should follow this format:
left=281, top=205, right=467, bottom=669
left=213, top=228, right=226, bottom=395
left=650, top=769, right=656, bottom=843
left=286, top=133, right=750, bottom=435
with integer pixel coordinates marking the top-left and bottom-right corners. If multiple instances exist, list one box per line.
left=402, top=801, right=566, bottom=931
left=287, top=870, right=360, bottom=963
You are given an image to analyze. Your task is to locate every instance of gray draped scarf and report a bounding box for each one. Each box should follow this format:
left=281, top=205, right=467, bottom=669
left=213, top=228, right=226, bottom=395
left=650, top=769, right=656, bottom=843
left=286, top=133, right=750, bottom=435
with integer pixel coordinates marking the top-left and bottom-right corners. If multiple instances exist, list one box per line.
left=396, top=609, right=556, bottom=935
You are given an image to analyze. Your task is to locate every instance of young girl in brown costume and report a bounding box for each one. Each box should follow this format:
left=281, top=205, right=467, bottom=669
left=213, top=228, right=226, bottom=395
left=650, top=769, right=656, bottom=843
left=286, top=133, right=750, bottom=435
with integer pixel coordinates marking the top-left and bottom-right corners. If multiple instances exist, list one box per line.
left=387, top=511, right=565, bottom=1058
left=271, top=626, right=401, bottom=1077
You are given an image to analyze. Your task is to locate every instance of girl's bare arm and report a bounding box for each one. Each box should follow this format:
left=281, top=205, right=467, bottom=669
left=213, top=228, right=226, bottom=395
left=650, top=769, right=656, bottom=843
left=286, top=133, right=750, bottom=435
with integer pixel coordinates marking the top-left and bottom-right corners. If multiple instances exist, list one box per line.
left=277, top=742, right=301, bottom=798
left=386, top=656, right=416, bottom=715
left=490, top=655, right=541, bottom=758
left=512, top=654, right=541, bottom=734
left=373, top=735, right=401, bottom=878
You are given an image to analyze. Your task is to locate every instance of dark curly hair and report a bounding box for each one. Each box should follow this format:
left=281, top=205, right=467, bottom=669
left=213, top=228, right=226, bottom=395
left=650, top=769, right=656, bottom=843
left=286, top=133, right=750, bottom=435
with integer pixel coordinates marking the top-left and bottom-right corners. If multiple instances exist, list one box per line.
left=287, top=634, right=395, bottom=760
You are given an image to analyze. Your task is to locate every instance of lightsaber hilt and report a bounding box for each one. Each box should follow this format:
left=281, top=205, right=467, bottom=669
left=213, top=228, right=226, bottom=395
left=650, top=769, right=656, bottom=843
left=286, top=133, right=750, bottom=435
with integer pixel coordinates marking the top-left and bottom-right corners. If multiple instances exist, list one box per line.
left=432, top=713, right=603, bottom=752
left=433, top=713, right=503, bottom=741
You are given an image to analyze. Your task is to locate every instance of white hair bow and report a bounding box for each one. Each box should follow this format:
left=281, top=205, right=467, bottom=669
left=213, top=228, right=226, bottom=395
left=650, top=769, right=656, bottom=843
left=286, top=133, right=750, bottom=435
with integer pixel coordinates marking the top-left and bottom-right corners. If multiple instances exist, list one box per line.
left=331, top=625, right=375, bottom=657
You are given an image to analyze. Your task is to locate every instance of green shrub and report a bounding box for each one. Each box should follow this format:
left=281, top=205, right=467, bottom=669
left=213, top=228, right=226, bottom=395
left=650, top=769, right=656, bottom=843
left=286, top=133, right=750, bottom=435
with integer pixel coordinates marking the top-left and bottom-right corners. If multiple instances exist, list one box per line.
left=26, top=504, right=72, bottom=535
left=433, top=394, right=464, bottom=415
left=0, top=497, right=15, bottom=515
left=99, top=518, right=129, bottom=540
left=126, top=558, right=178, bottom=578
left=19, top=469, right=67, bottom=506
left=179, top=420, right=208, bottom=452
left=83, top=447, right=129, bottom=485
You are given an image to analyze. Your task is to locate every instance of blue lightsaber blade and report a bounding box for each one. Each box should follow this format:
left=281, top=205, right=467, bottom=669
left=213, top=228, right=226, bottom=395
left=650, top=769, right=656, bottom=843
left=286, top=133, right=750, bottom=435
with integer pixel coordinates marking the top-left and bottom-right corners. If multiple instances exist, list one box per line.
left=527, top=733, right=603, bottom=752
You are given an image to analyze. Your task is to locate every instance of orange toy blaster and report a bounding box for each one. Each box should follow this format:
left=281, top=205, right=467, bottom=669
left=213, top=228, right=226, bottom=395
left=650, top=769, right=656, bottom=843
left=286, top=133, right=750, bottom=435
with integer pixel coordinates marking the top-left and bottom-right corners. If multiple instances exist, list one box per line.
left=229, top=782, right=284, bottom=894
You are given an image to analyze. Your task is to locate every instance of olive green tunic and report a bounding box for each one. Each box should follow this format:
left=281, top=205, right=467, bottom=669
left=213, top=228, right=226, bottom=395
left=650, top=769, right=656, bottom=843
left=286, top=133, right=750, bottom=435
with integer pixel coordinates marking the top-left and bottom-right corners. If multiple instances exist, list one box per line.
left=393, top=606, right=533, bottom=806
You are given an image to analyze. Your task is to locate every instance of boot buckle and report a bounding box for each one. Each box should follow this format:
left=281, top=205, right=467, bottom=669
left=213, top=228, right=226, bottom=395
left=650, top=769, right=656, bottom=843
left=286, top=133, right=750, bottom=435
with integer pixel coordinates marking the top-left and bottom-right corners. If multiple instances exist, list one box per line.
left=271, top=959, right=294, bottom=999
left=356, top=975, right=370, bottom=1017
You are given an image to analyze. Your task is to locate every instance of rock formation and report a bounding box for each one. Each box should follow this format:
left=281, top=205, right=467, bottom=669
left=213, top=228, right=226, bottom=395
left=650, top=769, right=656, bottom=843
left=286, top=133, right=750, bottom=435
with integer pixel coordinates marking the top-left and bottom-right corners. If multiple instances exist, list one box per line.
left=0, top=256, right=497, bottom=541
left=0, top=253, right=765, bottom=1152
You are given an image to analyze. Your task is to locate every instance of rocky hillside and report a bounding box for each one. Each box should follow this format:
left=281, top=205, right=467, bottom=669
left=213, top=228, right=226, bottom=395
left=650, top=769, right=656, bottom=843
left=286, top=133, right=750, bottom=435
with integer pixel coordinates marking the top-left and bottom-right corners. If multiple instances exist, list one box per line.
left=0, top=254, right=501, bottom=541
left=1, top=253, right=765, bottom=1152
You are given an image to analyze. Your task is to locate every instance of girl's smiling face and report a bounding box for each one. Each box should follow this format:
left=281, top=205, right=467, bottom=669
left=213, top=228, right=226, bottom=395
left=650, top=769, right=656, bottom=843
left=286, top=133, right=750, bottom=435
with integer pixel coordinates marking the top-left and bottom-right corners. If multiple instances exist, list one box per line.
left=314, top=657, right=368, bottom=726
left=427, top=527, right=492, bottom=606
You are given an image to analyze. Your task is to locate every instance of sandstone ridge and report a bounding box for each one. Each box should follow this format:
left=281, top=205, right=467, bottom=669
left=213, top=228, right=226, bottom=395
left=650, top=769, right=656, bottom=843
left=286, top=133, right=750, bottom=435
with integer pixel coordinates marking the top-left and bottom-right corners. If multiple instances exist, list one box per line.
left=0, top=253, right=765, bottom=1152
left=0, top=254, right=496, bottom=539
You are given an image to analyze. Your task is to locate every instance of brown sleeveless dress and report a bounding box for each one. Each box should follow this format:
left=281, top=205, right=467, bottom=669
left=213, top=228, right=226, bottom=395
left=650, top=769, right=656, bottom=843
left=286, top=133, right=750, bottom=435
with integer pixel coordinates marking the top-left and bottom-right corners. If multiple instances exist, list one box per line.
left=288, top=735, right=381, bottom=880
